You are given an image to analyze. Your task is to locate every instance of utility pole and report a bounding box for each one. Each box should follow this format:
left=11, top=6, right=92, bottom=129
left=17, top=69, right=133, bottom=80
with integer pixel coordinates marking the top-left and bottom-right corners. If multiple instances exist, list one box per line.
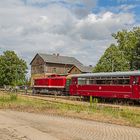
left=120, top=50, right=124, bottom=71
left=110, top=53, right=114, bottom=72
left=111, top=59, right=114, bottom=72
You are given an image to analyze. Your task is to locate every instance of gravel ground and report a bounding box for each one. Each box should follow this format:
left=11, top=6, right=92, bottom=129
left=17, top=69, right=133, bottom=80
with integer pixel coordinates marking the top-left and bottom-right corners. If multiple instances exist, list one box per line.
left=0, top=110, right=140, bottom=140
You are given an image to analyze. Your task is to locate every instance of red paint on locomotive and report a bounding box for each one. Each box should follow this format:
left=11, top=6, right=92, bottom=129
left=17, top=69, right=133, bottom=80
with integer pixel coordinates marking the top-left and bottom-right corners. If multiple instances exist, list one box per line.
left=34, top=75, right=66, bottom=88
left=33, top=75, right=67, bottom=94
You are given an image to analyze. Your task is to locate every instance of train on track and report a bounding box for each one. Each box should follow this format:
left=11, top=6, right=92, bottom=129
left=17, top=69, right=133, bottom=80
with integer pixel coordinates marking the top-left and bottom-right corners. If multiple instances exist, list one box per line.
left=32, top=71, right=140, bottom=101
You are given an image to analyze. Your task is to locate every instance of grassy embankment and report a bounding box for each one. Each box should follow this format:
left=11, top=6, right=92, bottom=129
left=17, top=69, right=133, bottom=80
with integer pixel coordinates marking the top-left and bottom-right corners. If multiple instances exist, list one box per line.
left=0, top=92, right=140, bottom=127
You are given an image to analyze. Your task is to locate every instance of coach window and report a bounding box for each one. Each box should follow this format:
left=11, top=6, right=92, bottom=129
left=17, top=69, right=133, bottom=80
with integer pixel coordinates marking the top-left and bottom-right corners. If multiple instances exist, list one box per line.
left=121, top=77, right=130, bottom=85
left=53, top=68, right=56, bottom=73
left=96, top=77, right=106, bottom=84
left=78, top=78, right=86, bottom=85
left=123, top=77, right=130, bottom=84
left=105, top=78, right=112, bottom=84
left=84, top=78, right=94, bottom=85
left=90, top=78, right=96, bottom=84
left=111, top=77, right=118, bottom=85
left=85, top=78, right=91, bottom=85
left=117, top=77, right=130, bottom=85
left=92, top=79, right=96, bottom=84
left=86, top=78, right=90, bottom=85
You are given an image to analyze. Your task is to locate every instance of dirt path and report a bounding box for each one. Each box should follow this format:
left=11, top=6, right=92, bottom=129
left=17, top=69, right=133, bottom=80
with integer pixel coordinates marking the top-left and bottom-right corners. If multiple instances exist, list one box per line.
left=0, top=110, right=140, bottom=140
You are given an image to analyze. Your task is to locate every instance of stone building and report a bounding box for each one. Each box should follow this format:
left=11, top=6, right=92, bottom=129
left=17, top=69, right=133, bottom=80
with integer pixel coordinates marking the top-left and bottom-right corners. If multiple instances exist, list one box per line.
left=30, top=53, right=93, bottom=85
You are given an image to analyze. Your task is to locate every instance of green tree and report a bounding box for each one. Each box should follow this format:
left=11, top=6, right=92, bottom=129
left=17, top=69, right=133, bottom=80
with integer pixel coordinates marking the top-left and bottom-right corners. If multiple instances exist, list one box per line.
left=0, top=51, right=27, bottom=86
left=94, top=27, right=140, bottom=72
left=112, top=27, right=140, bottom=68
left=93, top=44, right=129, bottom=72
left=132, top=41, right=140, bottom=70
left=25, top=77, right=31, bottom=86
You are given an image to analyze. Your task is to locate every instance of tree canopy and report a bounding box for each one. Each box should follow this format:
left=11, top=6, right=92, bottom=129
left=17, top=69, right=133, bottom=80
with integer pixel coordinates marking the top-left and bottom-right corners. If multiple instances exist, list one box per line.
left=0, top=51, right=27, bottom=86
left=93, top=27, right=140, bottom=72
left=132, top=41, right=140, bottom=70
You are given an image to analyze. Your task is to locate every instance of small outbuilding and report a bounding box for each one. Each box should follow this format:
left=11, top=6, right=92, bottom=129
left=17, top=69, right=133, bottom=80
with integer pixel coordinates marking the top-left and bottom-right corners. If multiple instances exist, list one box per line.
left=68, top=65, right=93, bottom=74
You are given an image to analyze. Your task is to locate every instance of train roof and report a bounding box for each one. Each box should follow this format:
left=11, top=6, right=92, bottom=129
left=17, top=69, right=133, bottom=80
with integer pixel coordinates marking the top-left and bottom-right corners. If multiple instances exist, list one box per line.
left=70, top=71, right=140, bottom=78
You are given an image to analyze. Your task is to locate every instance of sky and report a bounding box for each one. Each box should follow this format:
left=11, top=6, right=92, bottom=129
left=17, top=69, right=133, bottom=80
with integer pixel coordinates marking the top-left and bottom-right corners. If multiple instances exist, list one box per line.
left=0, top=0, right=140, bottom=75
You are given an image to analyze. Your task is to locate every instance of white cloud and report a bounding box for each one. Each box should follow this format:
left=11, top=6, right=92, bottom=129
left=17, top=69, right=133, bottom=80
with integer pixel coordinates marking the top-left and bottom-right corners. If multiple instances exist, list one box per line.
left=0, top=0, right=136, bottom=73
left=23, top=0, right=98, bottom=17
left=74, top=11, right=134, bottom=40
left=118, top=4, right=136, bottom=11
left=25, top=0, right=97, bottom=7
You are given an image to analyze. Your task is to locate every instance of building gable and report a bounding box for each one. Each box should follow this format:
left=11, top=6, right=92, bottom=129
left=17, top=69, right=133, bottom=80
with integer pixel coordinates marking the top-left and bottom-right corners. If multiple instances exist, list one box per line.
left=68, top=66, right=82, bottom=74
left=68, top=65, right=93, bottom=74
left=30, top=54, right=45, bottom=66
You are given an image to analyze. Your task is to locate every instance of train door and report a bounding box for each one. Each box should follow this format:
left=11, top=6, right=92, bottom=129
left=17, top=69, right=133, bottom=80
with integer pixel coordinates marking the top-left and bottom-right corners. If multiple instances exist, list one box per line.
left=69, top=77, right=78, bottom=95
left=132, top=76, right=139, bottom=99
left=65, top=78, right=71, bottom=92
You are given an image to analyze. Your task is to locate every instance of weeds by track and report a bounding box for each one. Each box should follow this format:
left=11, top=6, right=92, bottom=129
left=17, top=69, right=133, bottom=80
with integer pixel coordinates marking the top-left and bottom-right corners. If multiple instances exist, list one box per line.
left=1, top=88, right=140, bottom=110
left=20, top=92, right=140, bottom=111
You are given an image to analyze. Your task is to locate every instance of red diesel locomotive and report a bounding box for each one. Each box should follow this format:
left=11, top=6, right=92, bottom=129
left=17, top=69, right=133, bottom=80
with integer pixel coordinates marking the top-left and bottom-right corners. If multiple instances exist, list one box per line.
left=33, top=71, right=140, bottom=100
left=33, top=75, right=66, bottom=94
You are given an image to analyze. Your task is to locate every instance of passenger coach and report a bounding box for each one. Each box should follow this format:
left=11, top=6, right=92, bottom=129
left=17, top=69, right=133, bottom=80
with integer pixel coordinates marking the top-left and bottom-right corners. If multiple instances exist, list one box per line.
left=69, top=71, right=140, bottom=100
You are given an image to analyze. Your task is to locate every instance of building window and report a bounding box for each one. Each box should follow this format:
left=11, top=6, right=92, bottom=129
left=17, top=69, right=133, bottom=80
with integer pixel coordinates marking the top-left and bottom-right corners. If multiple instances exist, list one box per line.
left=44, top=66, right=47, bottom=73
left=53, top=68, right=56, bottom=73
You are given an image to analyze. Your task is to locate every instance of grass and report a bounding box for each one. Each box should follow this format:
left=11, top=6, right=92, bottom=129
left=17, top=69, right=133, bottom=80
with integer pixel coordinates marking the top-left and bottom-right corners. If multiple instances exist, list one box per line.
left=0, top=92, right=140, bottom=127
left=0, top=93, right=17, bottom=102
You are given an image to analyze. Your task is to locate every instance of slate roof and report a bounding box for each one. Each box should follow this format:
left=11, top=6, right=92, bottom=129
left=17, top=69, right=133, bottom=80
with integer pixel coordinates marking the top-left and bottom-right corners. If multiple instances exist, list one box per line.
left=30, top=53, right=93, bottom=73
left=30, top=53, right=83, bottom=66
left=76, top=65, right=93, bottom=73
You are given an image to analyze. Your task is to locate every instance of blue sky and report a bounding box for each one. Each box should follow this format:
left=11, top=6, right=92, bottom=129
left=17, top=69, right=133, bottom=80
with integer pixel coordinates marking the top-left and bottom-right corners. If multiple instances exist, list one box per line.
left=99, top=0, right=139, bottom=6
left=98, top=0, right=140, bottom=18
left=0, top=0, right=140, bottom=76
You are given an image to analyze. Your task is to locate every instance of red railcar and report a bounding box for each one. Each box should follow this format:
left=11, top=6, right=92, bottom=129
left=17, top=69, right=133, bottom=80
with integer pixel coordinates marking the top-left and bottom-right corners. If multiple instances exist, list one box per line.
left=69, top=71, right=140, bottom=100
left=33, top=75, right=66, bottom=94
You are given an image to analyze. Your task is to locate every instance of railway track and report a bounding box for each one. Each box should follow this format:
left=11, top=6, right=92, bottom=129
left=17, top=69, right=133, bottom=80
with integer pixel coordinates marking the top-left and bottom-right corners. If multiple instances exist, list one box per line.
left=20, top=93, right=87, bottom=106
left=28, top=93, right=83, bottom=101
left=19, top=92, right=140, bottom=111
left=1, top=89, right=140, bottom=110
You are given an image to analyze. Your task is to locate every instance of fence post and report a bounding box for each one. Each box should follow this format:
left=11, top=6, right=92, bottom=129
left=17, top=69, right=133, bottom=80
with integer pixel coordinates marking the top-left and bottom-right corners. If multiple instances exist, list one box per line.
left=90, top=96, right=93, bottom=107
